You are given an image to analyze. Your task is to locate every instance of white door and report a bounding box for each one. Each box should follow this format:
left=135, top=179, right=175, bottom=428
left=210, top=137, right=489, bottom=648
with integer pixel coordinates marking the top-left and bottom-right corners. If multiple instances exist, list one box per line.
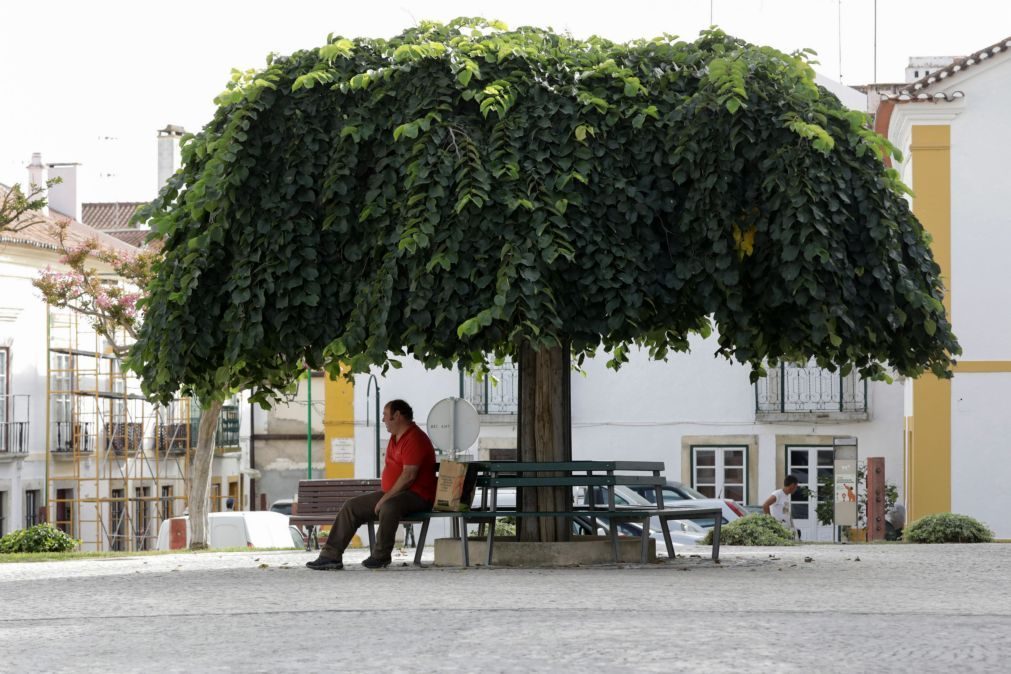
left=786, top=445, right=836, bottom=542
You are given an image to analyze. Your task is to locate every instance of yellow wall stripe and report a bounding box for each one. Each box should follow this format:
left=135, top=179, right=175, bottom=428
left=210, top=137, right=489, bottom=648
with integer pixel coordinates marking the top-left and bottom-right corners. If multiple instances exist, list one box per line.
left=323, top=373, right=355, bottom=479
left=908, top=124, right=952, bottom=521
left=953, top=361, right=1011, bottom=373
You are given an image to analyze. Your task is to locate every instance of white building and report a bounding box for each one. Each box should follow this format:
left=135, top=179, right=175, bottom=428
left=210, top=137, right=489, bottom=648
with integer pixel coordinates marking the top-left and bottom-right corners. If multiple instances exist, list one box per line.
left=881, top=35, right=1011, bottom=538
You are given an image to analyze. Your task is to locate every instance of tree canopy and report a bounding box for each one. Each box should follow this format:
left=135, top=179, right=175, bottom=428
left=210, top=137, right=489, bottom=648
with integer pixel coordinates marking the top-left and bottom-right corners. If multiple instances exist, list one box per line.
left=130, top=19, right=959, bottom=405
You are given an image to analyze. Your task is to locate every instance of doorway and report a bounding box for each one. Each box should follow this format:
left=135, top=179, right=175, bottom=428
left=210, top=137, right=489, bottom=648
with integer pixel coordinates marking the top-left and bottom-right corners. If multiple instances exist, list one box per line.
left=786, top=445, right=835, bottom=541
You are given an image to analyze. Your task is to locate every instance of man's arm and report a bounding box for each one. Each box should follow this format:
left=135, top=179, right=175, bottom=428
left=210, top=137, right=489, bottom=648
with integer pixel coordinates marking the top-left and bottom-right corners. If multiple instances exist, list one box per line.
left=762, top=493, right=776, bottom=514
left=375, top=464, right=421, bottom=513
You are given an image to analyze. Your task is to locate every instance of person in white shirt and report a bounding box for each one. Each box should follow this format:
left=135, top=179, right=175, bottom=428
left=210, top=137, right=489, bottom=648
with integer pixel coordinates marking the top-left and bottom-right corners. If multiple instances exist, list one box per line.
left=763, top=475, right=800, bottom=537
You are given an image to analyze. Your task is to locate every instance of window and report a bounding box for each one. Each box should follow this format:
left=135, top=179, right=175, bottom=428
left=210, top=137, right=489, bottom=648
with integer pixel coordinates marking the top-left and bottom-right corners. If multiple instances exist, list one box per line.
left=0, top=491, right=6, bottom=535
left=0, top=348, right=7, bottom=452
left=161, top=485, right=174, bottom=520
left=110, top=488, right=126, bottom=551
left=460, top=359, right=519, bottom=414
left=56, top=488, right=74, bottom=537
left=692, top=446, right=748, bottom=502
left=210, top=482, right=221, bottom=512
left=52, top=353, right=73, bottom=451
left=755, top=360, right=867, bottom=415
left=134, top=486, right=151, bottom=550
left=25, top=489, right=40, bottom=527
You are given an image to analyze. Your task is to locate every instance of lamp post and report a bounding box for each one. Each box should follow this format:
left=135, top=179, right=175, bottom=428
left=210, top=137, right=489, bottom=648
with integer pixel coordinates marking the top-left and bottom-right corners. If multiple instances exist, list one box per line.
left=365, top=374, right=381, bottom=478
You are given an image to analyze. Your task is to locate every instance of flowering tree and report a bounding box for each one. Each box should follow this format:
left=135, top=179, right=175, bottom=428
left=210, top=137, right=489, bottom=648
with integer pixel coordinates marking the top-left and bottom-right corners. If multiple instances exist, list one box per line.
left=0, top=178, right=60, bottom=233
left=34, top=222, right=222, bottom=550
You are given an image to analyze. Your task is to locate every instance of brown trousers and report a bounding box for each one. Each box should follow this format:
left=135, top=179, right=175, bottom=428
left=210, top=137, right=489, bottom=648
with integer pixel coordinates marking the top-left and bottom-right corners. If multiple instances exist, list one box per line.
left=323, top=489, right=430, bottom=561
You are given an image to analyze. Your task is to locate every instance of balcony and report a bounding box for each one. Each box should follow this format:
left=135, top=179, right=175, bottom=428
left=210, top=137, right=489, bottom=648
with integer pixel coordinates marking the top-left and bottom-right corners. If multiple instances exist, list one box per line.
left=755, top=361, right=868, bottom=422
left=461, top=362, right=518, bottom=415
left=216, top=405, right=240, bottom=449
left=52, top=421, right=94, bottom=453
left=155, top=422, right=192, bottom=454
left=105, top=422, right=144, bottom=455
left=0, top=394, right=30, bottom=454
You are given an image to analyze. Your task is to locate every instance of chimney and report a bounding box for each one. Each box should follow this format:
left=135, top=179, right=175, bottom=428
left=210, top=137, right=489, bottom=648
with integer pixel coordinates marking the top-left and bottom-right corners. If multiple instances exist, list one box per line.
left=26, top=153, right=48, bottom=216
left=46, top=162, right=82, bottom=222
left=157, top=124, right=185, bottom=190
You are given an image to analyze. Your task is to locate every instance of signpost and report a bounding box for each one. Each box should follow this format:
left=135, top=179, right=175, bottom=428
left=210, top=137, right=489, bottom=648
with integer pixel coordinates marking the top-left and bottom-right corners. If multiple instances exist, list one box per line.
left=833, top=437, right=859, bottom=541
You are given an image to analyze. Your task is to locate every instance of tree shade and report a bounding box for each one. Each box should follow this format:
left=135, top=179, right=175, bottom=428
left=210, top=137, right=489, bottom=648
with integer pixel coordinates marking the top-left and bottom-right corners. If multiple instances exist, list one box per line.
left=130, top=19, right=959, bottom=405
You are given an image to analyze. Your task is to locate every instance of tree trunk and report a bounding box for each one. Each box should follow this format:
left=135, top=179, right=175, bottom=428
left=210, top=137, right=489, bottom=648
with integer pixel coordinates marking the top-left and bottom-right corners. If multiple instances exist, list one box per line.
left=189, top=399, right=223, bottom=550
left=518, top=342, right=572, bottom=542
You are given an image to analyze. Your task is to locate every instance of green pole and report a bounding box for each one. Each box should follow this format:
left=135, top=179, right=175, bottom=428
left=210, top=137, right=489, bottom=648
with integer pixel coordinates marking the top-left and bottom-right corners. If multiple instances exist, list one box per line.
left=306, top=366, right=312, bottom=479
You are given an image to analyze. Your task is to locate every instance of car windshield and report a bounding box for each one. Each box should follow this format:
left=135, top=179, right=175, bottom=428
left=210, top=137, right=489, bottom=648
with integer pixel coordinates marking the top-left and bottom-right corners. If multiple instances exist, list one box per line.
left=672, top=485, right=707, bottom=499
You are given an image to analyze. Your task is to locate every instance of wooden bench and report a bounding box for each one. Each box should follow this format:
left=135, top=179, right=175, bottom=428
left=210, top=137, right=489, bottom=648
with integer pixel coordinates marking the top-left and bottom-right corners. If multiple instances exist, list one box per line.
left=289, top=478, right=466, bottom=566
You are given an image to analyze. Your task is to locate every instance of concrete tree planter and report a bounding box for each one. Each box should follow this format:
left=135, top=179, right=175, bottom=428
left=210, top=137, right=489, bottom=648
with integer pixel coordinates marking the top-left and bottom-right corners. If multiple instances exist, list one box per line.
left=433, top=535, right=656, bottom=567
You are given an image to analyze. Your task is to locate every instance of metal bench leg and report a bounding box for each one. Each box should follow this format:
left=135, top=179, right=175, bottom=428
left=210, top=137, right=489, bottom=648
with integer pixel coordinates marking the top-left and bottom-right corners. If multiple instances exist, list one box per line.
left=486, top=518, right=494, bottom=567
left=414, top=520, right=430, bottom=566
left=659, top=518, right=675, bottom=560
left=609, top=518, right=619, bottom=563
left=712, top=517, right=722, bottom=562
left=641, top=517, right=650, bottom=564
left=367, top=521, right=376, bottom=556
left=459, top=516, right=470, bottom=567
left=305, top=525, right=315, bottom=552
left=404, top=523, right=415, bottom=548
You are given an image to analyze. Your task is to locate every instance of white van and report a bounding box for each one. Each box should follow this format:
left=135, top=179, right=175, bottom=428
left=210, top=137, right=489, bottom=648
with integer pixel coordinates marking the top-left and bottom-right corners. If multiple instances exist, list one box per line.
left=155, top=511, right=303, bottom=550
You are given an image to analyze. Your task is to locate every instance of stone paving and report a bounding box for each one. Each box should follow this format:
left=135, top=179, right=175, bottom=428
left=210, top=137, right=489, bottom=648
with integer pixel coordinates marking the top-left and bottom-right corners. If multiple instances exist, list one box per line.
left=1, top=543, right=1010, bottom=673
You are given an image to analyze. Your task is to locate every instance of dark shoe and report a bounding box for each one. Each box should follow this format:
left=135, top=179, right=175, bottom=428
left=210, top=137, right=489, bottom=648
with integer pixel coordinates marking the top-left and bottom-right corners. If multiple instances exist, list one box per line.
left=361, top=556, right=391, bottom=569
left=306, top=555, right=343, bottom=571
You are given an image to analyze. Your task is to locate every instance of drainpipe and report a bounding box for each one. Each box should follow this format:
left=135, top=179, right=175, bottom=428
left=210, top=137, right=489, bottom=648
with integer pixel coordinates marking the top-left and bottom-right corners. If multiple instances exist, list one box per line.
left=248, top=401, right=256, bottom=510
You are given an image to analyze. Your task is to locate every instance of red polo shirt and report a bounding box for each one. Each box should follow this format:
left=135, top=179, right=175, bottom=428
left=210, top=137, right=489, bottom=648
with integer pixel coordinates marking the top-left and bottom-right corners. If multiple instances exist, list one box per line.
left=381, top=423, right=437, bottom=503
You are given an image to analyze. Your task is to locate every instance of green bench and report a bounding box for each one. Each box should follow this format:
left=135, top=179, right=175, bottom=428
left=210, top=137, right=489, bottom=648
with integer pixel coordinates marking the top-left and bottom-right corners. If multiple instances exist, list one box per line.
left=453, top=461, right=723, bottom=566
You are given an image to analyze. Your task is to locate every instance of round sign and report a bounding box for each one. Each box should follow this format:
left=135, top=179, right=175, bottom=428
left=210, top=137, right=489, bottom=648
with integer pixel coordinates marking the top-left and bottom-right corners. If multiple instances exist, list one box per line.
left=426, top=397, right=480, bottom=458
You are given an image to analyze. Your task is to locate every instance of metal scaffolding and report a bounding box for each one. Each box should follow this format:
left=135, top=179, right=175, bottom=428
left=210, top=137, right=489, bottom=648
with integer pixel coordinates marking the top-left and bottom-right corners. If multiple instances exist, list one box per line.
left=45, top=308, right=193, bottom=551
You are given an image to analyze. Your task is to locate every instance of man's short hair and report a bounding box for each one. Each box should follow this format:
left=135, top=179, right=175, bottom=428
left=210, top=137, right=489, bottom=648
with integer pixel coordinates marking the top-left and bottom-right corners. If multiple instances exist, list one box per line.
left=784, top=475, right=799, bottom=487
left=386, top=399, right=414, bottom=421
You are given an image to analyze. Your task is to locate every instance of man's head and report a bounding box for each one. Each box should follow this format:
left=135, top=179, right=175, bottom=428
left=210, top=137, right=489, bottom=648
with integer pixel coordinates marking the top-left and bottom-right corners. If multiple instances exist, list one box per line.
left=383, top=399, right=414, bottom=436
left=783, top=474, right=799, bottom=495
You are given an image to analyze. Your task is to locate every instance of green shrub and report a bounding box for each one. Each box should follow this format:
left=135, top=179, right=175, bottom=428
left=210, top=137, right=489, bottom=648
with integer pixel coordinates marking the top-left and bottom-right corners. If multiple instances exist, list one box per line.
left=904, top=513, right=993, bottom=544
left=0, top=524, right=79, bottom=553
left=701, top=514, right=796, bottom=546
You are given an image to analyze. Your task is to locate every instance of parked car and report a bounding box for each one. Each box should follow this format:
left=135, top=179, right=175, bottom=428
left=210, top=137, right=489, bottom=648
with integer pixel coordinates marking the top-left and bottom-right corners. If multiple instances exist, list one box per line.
left=269, top=499, right=294, bottom=516
left=155, top=511, right=303, bottom=550
left=570, top=513, right=707, bottom=548
left=626, top=481, right=745, bottom=530
left=471, top=485, right=706, bottom=546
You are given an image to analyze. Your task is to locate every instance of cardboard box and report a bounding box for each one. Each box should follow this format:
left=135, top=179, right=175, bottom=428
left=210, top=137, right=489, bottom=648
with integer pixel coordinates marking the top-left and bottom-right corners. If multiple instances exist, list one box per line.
left=434, top=460, right=479, bottom=512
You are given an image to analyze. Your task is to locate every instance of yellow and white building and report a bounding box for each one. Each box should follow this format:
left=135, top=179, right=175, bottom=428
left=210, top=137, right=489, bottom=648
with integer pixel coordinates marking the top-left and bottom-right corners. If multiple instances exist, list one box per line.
left=883, top=35, right=1011, bottom=537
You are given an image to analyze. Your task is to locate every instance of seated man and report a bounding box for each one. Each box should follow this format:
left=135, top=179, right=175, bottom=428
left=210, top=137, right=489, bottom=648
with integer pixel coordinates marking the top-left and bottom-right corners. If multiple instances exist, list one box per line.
left=307, top=399, right=437, bottom=570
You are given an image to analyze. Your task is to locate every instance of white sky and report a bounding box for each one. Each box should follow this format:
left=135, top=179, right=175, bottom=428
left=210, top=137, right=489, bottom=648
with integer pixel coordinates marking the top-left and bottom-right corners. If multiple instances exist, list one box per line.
left=1, top=0, right=1008, bottom=203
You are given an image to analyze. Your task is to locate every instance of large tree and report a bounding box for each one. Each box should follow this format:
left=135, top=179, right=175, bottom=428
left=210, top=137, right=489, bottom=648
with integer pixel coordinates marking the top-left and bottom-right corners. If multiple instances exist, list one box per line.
left=35, top=224, right=223, bottom=550
left=130, top=21, right=959, bottom=541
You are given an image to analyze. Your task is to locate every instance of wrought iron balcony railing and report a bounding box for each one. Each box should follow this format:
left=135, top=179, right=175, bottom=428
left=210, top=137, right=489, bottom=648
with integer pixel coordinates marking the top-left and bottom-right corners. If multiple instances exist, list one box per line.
left=755, top=361, right=867, bottom=414
left=53, top=421, right=93, bottom=453
left=461, top=362, right=519, bottom=415
left=0, top=394, right=30, bottom=454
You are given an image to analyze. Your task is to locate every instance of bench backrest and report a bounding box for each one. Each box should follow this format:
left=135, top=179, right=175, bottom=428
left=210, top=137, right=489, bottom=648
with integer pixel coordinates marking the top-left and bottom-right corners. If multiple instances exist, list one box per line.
left=295, top=478, right=381, bottom=516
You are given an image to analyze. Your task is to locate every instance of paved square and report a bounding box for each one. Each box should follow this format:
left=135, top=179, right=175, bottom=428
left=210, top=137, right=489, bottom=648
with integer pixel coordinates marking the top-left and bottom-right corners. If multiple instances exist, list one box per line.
left=2, top=544, right=1009, bottom=672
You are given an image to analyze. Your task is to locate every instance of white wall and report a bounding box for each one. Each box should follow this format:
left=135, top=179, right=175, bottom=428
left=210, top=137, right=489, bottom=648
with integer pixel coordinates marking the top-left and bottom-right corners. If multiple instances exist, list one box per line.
left=949, top=60, right=1011, bottom=361
left=347, top=339, right=907, bottom=509
left=951, top=374, right=1011, bottom=538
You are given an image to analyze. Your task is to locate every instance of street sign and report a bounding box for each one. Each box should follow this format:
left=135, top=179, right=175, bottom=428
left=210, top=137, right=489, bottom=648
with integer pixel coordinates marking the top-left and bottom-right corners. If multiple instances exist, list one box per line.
left=426, top=397, right=480, bottom=459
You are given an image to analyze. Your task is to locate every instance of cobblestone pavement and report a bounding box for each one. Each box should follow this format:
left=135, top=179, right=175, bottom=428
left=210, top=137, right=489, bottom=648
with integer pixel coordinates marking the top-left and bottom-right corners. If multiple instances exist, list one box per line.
left=1, top=543, right=1009, bottom=673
